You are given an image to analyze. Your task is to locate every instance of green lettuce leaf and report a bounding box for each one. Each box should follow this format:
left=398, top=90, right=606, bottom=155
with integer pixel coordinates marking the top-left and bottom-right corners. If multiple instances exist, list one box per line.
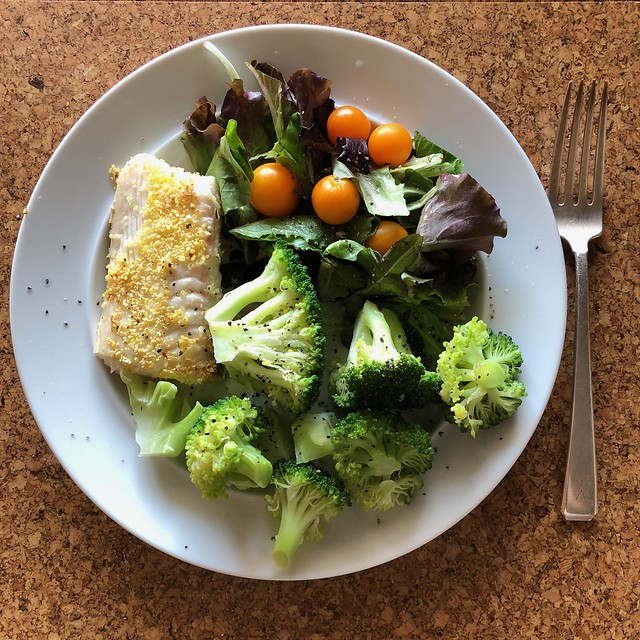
left=246, top=62, right=311, bottom=193
left=333, top=160, right=410, bottom=217
left=207, top=119, right=255, bottom=218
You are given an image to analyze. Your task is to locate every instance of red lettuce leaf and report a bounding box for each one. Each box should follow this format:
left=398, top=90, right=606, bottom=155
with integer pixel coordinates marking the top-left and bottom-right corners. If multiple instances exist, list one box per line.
left=287, top=68, right=332, bottom=130
left=220, top=79, right=272, bottom=157
left=416, top=173, right=507, bottom=257
left=181, top=96, right=225, bottom=174
left=287, top=67, right=335, bottom=182
left=185, top=96, right=224, bottom=144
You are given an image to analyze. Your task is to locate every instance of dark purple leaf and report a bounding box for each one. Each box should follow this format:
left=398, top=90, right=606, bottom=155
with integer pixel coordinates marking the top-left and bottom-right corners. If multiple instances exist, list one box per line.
left=287, top=68, right=335, bottom=182
left=220, top=79, right=272, bottom=156
left=416, top=173, right=507, bottom=257
left=185, top=96, right=225, bottom=145
left=287, top=68, right=332, bottom=129
left=336, top=138, right=370, bottom=174
left=252, top=60, right=286, bottom=84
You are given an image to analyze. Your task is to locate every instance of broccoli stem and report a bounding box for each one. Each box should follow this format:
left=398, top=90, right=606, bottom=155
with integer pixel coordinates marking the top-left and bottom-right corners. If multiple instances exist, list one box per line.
left=210, top=267, right=277, bottom=320
left=272, top=497, right=321, bottom=569
left=347, top=301, right=410, bottom=365
left=228, top=443, right=273, bottom=490
left=242, top=290, right=295, bottom=324
left=293, top=412, right=335, bottom=463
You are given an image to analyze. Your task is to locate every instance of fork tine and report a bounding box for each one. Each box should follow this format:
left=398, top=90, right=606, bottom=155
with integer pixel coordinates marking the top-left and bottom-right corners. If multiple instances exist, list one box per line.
left=577, top=82, right=596, bottom=205
left=563, top=80, right=584, bottom=205
left=548, top=81, right=573, bottom=203
left=592, top=81, right=608, bottom=206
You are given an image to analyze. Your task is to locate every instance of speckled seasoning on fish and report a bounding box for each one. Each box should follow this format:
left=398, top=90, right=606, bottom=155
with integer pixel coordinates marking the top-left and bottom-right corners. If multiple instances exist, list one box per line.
left=94, top=153, right=223, bottom=384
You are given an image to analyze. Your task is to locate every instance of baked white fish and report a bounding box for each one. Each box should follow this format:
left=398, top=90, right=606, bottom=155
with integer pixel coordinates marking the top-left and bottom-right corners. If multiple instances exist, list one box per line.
left=95, top=153, right=222, bottom=384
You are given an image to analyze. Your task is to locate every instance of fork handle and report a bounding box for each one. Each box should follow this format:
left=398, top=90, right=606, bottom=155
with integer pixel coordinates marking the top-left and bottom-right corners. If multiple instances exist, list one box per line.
left=562, top=250, right=598, bottom=521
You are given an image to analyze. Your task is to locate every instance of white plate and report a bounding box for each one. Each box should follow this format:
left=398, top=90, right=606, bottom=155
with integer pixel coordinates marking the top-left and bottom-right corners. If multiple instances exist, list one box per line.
left=10, top=25, right=566, bottom=580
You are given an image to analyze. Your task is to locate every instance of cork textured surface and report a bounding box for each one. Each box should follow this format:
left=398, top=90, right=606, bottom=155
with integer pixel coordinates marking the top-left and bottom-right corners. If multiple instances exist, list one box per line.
left=1, top=2, right=638, bottom=638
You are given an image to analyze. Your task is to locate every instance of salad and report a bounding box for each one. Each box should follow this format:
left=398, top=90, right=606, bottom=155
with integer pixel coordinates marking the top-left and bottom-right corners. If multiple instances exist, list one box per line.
left=96, top=43, right=527, bottom=569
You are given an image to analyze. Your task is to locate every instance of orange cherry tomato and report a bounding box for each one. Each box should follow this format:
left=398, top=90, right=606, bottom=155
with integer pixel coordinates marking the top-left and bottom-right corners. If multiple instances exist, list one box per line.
left=364, top=220, right=409, bottom=255
left=326, top=106, right=372, bottom=144
left=311, top=175, right=360, bottom=225
left=250, top=163, right=302, bottom=218
left=367, top=123, right=413, bottom=167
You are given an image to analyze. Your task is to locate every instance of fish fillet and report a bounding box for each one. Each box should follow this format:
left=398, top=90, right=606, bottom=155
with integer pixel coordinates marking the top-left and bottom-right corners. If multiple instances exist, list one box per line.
left=95, top=153, right=222, bottom=384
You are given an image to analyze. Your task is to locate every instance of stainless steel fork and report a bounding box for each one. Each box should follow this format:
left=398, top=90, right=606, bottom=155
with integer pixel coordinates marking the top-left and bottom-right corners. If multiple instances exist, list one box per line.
left=548, top=80, right=608, bottom=521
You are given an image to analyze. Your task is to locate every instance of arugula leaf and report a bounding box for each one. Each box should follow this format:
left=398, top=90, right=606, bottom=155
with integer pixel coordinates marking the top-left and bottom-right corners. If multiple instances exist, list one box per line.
left=413, top=131, right=464, bottom=167
left=371, top=234, right=423, bottom=276
left=230, top=215, right=337, bottom=252
left=316, top=256, right=369, bottom=302
left=223, top=119, right=253, bottom=179
left=358, top=234, right=423, bottom=298
left=383, top=277, right=474, bottom=366
left=263, top=112, right=311, bottom=193
left=230, top=212, right=378, bottom=253
left=324, top=239, right=379, bottom=273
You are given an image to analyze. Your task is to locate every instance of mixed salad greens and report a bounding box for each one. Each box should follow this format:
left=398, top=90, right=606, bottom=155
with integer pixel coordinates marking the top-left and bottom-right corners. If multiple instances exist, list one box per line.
left=118, top=44, right=527, bottom=569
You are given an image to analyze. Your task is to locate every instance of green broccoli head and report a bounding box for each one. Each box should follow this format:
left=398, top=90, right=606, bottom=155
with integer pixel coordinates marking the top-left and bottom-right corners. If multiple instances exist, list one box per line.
left=185, top=395, right=273, bottom=499
left=436, top=316, right=527, bottom=437
left=120, top=372, right=204, bottom=457
left=331, top=410, right=434, bottom=512
left=205, top=242, right=325, bottom=414
left=331, top=300, right=440, bottom=411
left=265, top=459, right=351, bottom=569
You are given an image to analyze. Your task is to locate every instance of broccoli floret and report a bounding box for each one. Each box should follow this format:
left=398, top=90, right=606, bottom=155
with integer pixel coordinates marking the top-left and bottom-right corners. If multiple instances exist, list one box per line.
left=292, top=411, right=336, bottom=463
left=185, top=396, right=273, bottom=499
left=331, top=300, right=440, bottom=410
left=120, top=372, right=203, bottom=457
left=436, top=316, right=527, bottom=437
left=205, top=242, right=325, bottom=414
left=265, top=459, right=351, bottom=569
left=331, top=410, right=434, bottom=512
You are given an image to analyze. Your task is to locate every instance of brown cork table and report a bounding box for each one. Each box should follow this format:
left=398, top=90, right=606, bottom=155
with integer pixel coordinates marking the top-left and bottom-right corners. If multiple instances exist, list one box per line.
left=1, top=2, right=638, bottom=638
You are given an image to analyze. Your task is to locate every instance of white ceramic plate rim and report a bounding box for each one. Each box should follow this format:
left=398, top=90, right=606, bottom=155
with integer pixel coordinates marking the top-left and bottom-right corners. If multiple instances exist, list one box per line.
left=10, top=24, right=566, bottom=580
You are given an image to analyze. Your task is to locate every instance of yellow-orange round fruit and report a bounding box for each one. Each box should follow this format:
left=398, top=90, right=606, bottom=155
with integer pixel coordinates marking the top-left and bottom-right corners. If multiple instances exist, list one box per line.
left=250, top=163, right=302, bottom=218
left=311, top=175, right=360, bottom=225
left=326, top=106, right=372, bottom=144
left=367, top=123, right=413, bottom=167
left=364, top=220, right=409, bottom=255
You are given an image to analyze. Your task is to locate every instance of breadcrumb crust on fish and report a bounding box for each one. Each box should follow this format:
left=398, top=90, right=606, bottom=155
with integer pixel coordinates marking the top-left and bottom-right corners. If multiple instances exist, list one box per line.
left=94, top=153, right=222, bottom=385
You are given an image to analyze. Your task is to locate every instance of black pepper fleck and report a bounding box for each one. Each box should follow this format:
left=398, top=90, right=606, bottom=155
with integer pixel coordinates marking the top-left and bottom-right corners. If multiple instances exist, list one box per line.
left=29, top=75, right=45, bottom=90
